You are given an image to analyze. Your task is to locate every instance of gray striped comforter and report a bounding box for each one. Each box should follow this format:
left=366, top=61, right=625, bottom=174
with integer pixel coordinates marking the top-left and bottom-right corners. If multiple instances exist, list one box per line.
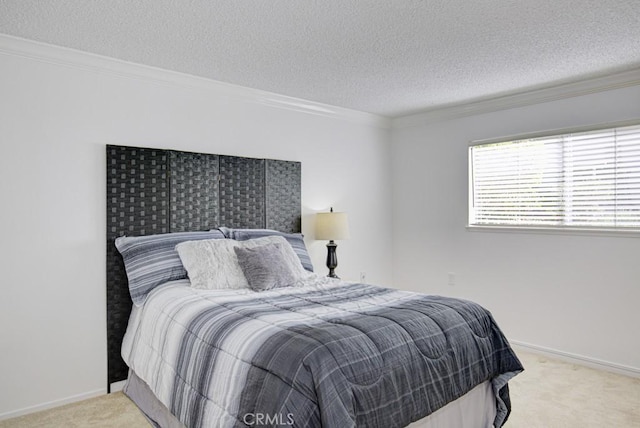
left=122, top=276, right=522, bottom=428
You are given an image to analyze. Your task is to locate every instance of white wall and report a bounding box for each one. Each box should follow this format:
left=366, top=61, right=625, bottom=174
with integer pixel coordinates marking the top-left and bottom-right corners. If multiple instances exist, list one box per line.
left=0, top=39, right=393, bottom=418
left=391, top=84, right=640, bottom=373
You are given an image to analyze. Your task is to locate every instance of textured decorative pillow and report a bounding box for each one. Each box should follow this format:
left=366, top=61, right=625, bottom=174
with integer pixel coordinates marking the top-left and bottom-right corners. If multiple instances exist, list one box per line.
left=218, top=227, right=314, bottom=272
left=234, top=243, right=299, bottom=291
left=115, top=230, right=225, bottom=306
left=176, top=235, right=306, bottom=290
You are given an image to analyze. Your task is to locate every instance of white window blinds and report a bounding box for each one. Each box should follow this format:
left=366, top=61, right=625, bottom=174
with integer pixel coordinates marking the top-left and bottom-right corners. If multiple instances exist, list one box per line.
left=469, top=123, right=640, bottom=230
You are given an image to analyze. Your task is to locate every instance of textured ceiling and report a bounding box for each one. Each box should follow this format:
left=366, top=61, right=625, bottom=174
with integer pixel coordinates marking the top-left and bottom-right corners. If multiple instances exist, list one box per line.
left=1, top=0, right=639, bottom=117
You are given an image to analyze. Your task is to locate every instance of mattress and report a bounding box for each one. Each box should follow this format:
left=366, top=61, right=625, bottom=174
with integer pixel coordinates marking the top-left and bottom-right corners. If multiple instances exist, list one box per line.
left=122, top=276, right=522, bottom=427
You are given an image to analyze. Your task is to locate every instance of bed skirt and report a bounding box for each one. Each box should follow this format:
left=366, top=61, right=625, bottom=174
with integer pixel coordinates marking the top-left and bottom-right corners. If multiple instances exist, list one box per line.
left=123, top=369, right=496, bottom=428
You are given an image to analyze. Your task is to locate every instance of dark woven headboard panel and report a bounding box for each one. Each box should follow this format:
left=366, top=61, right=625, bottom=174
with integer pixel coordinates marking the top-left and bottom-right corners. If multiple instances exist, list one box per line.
left=106, top=145, right=301, bottom=389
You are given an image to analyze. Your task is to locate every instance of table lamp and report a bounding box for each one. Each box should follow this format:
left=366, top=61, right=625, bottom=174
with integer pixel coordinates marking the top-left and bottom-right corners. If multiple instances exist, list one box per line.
left=315, top=207, right=350, bottom=278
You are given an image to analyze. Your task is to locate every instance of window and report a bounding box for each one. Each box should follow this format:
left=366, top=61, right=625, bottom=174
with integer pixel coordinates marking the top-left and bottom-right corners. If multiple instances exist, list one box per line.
left=469, top=123, right=640, bottom=232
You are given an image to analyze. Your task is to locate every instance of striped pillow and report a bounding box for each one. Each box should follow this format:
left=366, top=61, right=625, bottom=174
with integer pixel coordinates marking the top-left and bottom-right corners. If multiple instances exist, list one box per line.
left=219, top=227, right=314, bottom=272
left=115, top=230, right=225, bottom=305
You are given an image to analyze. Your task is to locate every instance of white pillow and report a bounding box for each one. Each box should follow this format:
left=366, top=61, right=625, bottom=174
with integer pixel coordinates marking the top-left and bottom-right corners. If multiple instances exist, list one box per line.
left=175, top=235, right=307, bottom=290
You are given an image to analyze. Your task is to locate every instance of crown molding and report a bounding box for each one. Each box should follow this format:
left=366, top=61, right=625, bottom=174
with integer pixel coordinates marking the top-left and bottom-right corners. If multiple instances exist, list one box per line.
left=392, top=68, right=640, bottom=129
left=5, top=33, right=636, bottom=131
left=0, top=34, right=391, bottom=129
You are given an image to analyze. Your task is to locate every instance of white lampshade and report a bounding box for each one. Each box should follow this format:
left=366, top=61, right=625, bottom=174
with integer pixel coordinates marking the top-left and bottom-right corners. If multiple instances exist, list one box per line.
left=316, top=209, right=350, bottom=240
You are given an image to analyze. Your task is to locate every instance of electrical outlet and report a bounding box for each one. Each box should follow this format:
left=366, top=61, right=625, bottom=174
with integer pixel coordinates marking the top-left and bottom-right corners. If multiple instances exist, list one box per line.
left=447, top=272, right=456, bottom=286
left=360, top=272, right=367, bottom=283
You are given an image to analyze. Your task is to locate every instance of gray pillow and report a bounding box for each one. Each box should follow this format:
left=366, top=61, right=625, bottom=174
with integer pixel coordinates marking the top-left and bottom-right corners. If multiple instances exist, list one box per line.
left=234, top=243, right=299, bottom=291
left=219, top=227, right=314, bottom=272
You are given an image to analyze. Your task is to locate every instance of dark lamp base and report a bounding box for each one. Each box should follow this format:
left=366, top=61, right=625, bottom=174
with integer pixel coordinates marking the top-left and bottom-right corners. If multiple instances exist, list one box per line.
left=326, top=240, right=339, bottom=279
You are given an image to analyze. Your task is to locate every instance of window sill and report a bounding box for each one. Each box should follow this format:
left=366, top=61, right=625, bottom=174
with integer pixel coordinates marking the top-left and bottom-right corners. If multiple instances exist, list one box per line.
left=466, top=225, right=640, bottom=238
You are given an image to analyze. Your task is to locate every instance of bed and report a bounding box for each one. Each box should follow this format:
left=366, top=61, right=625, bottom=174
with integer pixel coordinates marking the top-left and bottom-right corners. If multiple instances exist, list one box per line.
left=106, top=145, right=523, bottom=428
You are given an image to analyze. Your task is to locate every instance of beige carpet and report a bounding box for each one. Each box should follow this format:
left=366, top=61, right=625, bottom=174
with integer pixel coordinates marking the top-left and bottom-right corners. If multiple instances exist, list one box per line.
left=508, top=351, right=640, bottom=427
left=1, top=351, right=638, bottom=427
left=0, top=391, right=149, bottom=428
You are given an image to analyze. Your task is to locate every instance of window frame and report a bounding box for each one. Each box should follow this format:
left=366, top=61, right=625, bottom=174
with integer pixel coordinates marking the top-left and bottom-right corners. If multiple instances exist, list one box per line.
left=467, top=119, right=640, bottom=237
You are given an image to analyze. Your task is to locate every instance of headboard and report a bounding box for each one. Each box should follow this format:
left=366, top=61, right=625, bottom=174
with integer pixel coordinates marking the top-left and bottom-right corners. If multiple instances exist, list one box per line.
left=106, top=145, right=301, bottom=389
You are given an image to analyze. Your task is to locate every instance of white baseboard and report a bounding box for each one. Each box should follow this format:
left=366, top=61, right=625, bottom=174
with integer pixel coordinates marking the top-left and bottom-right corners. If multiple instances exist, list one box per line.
left=511, top=340, right=640, bottom=379
left=0, top=388, right=106, bottom=421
